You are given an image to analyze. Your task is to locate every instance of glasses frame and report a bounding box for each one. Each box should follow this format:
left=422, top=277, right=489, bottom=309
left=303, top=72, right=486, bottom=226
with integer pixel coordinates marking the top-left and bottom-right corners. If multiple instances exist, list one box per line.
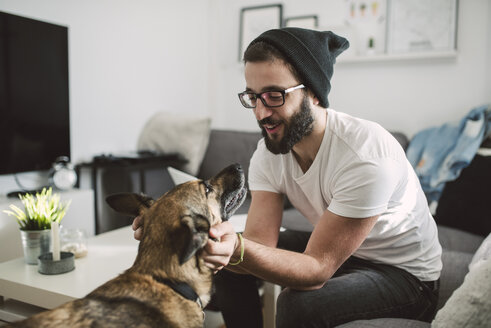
left=238, top=84, right=305, bottom=109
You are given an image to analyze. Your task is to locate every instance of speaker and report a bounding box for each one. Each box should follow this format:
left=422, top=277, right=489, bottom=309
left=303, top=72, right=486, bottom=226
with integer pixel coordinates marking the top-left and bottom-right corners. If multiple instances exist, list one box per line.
left=48, top=156, right=77, bottom=190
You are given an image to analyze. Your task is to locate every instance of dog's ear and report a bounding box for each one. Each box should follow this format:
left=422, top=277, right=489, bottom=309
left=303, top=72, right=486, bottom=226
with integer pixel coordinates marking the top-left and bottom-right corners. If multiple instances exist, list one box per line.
left=178, top=214, right=211, bottom=264
left=106, top=193, right=155, bottom=216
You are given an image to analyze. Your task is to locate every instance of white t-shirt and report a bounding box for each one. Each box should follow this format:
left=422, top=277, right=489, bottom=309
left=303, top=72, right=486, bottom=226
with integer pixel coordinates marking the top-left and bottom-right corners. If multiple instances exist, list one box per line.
left=249, top=108, right=442, bottom=281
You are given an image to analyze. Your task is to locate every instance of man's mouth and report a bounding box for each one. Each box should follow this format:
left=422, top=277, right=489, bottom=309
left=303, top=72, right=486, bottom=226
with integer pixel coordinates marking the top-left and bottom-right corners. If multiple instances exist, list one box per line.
left=263, top=122, right=282, bottom=134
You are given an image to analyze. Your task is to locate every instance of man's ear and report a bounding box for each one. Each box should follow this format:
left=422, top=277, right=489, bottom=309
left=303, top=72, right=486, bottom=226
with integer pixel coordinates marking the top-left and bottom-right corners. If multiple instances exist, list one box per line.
left=106, top=193, right=155, bottom=217
left=178, top=214, right=211, bottom=264
left=309, top=90, right=320, bottom=106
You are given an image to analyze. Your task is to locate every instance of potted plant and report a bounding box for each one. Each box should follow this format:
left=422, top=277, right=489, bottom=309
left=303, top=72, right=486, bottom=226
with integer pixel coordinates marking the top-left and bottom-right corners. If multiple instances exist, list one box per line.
left=3, top=188, right=71, bottom=264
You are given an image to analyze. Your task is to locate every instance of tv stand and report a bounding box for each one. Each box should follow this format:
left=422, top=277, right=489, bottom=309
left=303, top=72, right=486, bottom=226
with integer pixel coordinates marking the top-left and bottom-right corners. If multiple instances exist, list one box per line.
left=76, top=153, right=186, bottom=235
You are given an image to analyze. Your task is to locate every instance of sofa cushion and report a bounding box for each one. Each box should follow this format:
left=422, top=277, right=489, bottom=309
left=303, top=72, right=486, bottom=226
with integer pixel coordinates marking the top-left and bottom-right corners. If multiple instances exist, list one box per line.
left=197, top=130, right=261, bottom=181
left=438, top=250, right=474, bottom=310
left=137, top=112, right=211, bottom=175
left=469, top=233, right=491, bottom=272
left=432, top=258, right=491, bottom=327
left=336, top=318, right=429, bottom=328
left=438, top=225, right=484, bottom=253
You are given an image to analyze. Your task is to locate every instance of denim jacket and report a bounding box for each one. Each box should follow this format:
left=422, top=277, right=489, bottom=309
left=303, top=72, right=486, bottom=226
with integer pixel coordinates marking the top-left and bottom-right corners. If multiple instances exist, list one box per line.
left=406, top=104, right=491, bottom=204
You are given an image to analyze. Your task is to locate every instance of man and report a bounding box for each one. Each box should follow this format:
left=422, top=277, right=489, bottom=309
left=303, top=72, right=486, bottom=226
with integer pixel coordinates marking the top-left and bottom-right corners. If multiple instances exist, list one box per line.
left=202, top=28, right=441, bottom=328
left=134, top=28, right=442, bottom=327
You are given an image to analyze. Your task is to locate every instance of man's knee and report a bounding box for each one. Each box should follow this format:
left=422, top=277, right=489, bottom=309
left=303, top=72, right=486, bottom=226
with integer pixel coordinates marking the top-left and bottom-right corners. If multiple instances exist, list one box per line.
left=276, top=287, right=326, bottom=328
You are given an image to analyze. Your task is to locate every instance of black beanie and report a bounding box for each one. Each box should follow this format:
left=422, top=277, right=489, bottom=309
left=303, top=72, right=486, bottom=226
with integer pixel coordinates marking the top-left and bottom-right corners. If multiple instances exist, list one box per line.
left=247, top=28, right=349, bottom=108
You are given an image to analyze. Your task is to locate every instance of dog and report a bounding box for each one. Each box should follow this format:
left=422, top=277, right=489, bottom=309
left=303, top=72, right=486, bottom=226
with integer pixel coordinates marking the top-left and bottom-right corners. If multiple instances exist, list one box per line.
left=8, top=164, right=247, bottom=328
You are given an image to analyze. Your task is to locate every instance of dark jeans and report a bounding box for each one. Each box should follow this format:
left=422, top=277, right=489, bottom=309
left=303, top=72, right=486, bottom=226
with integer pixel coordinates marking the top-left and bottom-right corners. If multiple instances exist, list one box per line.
left=214, top=230, right=439, bottom=328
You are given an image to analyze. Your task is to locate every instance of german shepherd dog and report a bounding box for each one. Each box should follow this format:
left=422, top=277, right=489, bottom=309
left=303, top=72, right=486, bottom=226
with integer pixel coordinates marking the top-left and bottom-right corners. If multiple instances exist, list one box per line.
left=8, top=164, right=247, bottom=328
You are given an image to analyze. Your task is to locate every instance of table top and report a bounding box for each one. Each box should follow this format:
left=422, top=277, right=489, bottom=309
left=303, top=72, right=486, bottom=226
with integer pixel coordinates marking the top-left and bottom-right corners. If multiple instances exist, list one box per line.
left=0, top=226, right=138, bottom=309
left=0, top=214, right=248, bottom=310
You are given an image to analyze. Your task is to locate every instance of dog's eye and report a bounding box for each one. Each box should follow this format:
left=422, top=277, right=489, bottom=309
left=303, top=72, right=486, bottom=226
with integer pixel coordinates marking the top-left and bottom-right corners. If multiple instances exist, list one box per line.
left=203, top=181, right=212, bottom=195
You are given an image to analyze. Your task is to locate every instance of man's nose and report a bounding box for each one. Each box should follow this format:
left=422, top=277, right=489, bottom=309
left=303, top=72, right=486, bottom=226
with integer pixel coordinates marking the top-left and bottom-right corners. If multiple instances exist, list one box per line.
left=253, top=100, right=273, bottom=121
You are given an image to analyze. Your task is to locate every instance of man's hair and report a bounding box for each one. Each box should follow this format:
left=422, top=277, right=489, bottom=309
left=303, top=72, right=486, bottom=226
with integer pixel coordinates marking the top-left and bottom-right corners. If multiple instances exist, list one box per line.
left=243, top=41, right=302, bottom=84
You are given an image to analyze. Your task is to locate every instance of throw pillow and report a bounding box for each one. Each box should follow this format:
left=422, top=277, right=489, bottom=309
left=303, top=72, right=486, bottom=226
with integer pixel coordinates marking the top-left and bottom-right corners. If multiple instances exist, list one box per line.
left=137, top=112, right=211, bottom=175
left=432, top=257, right=491, bottom=327
left=469, top=233, right=491, bottom=272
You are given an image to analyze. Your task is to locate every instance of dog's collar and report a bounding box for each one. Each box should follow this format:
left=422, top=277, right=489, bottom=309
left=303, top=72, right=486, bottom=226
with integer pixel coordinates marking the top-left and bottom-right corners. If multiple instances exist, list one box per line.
left=153, top=276, right=203, bottom=310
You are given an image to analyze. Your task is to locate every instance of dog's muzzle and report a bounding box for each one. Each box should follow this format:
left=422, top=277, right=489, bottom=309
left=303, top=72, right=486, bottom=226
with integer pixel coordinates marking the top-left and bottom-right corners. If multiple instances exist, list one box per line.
left=217, top=164, right=247, bottom=220
left=224, top=186, right=247, bottom=218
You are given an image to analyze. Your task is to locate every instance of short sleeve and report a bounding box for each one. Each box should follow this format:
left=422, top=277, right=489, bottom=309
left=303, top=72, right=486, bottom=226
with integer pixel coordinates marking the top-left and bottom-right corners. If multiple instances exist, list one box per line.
left=248, top=140, right=280, bottom=193
left=328, top=158, right=403, bottom=218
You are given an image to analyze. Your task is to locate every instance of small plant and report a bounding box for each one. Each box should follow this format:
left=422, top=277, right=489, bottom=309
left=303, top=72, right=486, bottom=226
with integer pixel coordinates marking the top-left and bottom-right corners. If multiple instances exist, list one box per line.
left=3, top=188, right=71, bottom=230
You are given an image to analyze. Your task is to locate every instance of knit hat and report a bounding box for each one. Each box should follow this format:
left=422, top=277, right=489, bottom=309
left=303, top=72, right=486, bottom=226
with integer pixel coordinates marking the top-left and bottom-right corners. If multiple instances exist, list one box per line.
left=247, top=28, right=349, bottom=108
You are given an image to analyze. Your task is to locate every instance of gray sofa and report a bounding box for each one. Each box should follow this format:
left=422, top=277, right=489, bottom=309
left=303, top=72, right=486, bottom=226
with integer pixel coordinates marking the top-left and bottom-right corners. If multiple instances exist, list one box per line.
left=196, top=129, right=489, bottom=327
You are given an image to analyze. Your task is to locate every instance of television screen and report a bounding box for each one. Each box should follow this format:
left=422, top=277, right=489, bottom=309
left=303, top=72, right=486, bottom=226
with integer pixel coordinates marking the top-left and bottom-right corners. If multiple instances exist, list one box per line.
left=0, top=11, right=70, bottom=175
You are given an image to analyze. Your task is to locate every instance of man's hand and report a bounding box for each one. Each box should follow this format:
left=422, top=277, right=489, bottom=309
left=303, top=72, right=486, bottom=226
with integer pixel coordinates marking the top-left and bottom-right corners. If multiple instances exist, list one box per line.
left=202, top=221, right=240, bottom=272
left=131, top=216, right=143, bottom=241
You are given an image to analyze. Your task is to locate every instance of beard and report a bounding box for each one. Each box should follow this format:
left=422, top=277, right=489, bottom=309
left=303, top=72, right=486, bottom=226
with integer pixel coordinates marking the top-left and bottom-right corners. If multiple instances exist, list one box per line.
left=258, top=96, right=314, bottom=155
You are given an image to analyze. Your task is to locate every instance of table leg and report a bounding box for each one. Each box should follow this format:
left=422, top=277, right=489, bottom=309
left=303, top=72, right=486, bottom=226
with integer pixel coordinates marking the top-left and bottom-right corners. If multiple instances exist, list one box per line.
left=263, top=282, right=281, bottom=328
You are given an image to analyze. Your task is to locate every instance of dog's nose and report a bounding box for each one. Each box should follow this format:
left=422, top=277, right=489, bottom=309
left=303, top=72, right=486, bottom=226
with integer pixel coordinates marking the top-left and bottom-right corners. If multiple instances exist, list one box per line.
left=227, top=163, right=242, bottom=173
left=234, top=164, right=243, bottom=172
left=216, top=164, right=244, bottom=179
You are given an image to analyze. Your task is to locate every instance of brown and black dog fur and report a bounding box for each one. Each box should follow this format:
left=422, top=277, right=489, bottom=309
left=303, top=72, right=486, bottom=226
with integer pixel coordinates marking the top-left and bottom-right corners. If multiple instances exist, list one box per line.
left=8, top=164, right=247, bottom=328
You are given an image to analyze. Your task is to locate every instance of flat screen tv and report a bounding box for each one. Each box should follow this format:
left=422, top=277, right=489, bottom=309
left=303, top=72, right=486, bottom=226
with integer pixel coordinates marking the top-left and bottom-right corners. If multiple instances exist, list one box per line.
left=0, top=11, right=70, bottom=175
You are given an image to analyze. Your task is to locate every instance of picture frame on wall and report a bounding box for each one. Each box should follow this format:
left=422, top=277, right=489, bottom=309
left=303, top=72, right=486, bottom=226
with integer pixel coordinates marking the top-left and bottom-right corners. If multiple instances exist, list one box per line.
left=344, top=0, right=387, bottom=56
left=386, top=0, right=459, bottom=54
left=284, top=15, right=319, bottom=29
left=238, top=4, right=283, bottom=61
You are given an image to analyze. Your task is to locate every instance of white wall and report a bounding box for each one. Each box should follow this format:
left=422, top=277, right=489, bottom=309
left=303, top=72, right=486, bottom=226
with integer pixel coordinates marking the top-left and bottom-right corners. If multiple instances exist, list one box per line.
left=0, top=0, right=210, bottom=193
left=209, top=0, right=491, bottom=136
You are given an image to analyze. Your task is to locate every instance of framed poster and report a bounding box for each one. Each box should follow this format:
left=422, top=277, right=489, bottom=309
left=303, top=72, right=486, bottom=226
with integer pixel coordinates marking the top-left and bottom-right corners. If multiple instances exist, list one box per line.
left=344, top=0, right=387, bottom=55
left=387, top=0, right=458, bottom=54
left=284, top=15, right=318, bottom=29
left=238, top=4, right=283, bottom=61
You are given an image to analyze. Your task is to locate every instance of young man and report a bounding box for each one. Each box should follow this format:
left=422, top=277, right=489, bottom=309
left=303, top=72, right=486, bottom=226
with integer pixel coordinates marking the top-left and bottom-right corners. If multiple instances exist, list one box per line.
left=201, top=28, right=442, bottom=327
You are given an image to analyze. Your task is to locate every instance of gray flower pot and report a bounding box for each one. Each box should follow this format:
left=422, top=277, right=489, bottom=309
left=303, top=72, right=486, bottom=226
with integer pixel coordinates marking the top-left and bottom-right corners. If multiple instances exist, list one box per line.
left=20, top=229, right=51, bottom=265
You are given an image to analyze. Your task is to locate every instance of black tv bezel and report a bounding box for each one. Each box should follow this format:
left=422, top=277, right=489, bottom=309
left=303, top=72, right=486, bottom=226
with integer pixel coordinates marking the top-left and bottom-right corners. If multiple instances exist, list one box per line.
left=0, top=11, right=70, bottom=176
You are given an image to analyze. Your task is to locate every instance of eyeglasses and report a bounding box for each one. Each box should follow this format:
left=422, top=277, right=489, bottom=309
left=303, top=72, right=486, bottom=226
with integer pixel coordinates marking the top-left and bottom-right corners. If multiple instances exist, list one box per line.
left=238, top=84, right=305, bottom=109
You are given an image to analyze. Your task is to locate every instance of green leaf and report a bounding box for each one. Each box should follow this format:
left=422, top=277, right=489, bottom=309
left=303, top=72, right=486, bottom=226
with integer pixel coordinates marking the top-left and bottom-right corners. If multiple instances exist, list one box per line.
left=3, top=187, right=71, bottom=230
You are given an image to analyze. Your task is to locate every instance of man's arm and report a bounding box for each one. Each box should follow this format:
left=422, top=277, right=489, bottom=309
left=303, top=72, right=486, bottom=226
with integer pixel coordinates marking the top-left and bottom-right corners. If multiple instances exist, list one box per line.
left=239, top=210, right=378, bottom=290
left=205, top=192, right=379, bottom=290
left=243, top=191, right=284, bottom=246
